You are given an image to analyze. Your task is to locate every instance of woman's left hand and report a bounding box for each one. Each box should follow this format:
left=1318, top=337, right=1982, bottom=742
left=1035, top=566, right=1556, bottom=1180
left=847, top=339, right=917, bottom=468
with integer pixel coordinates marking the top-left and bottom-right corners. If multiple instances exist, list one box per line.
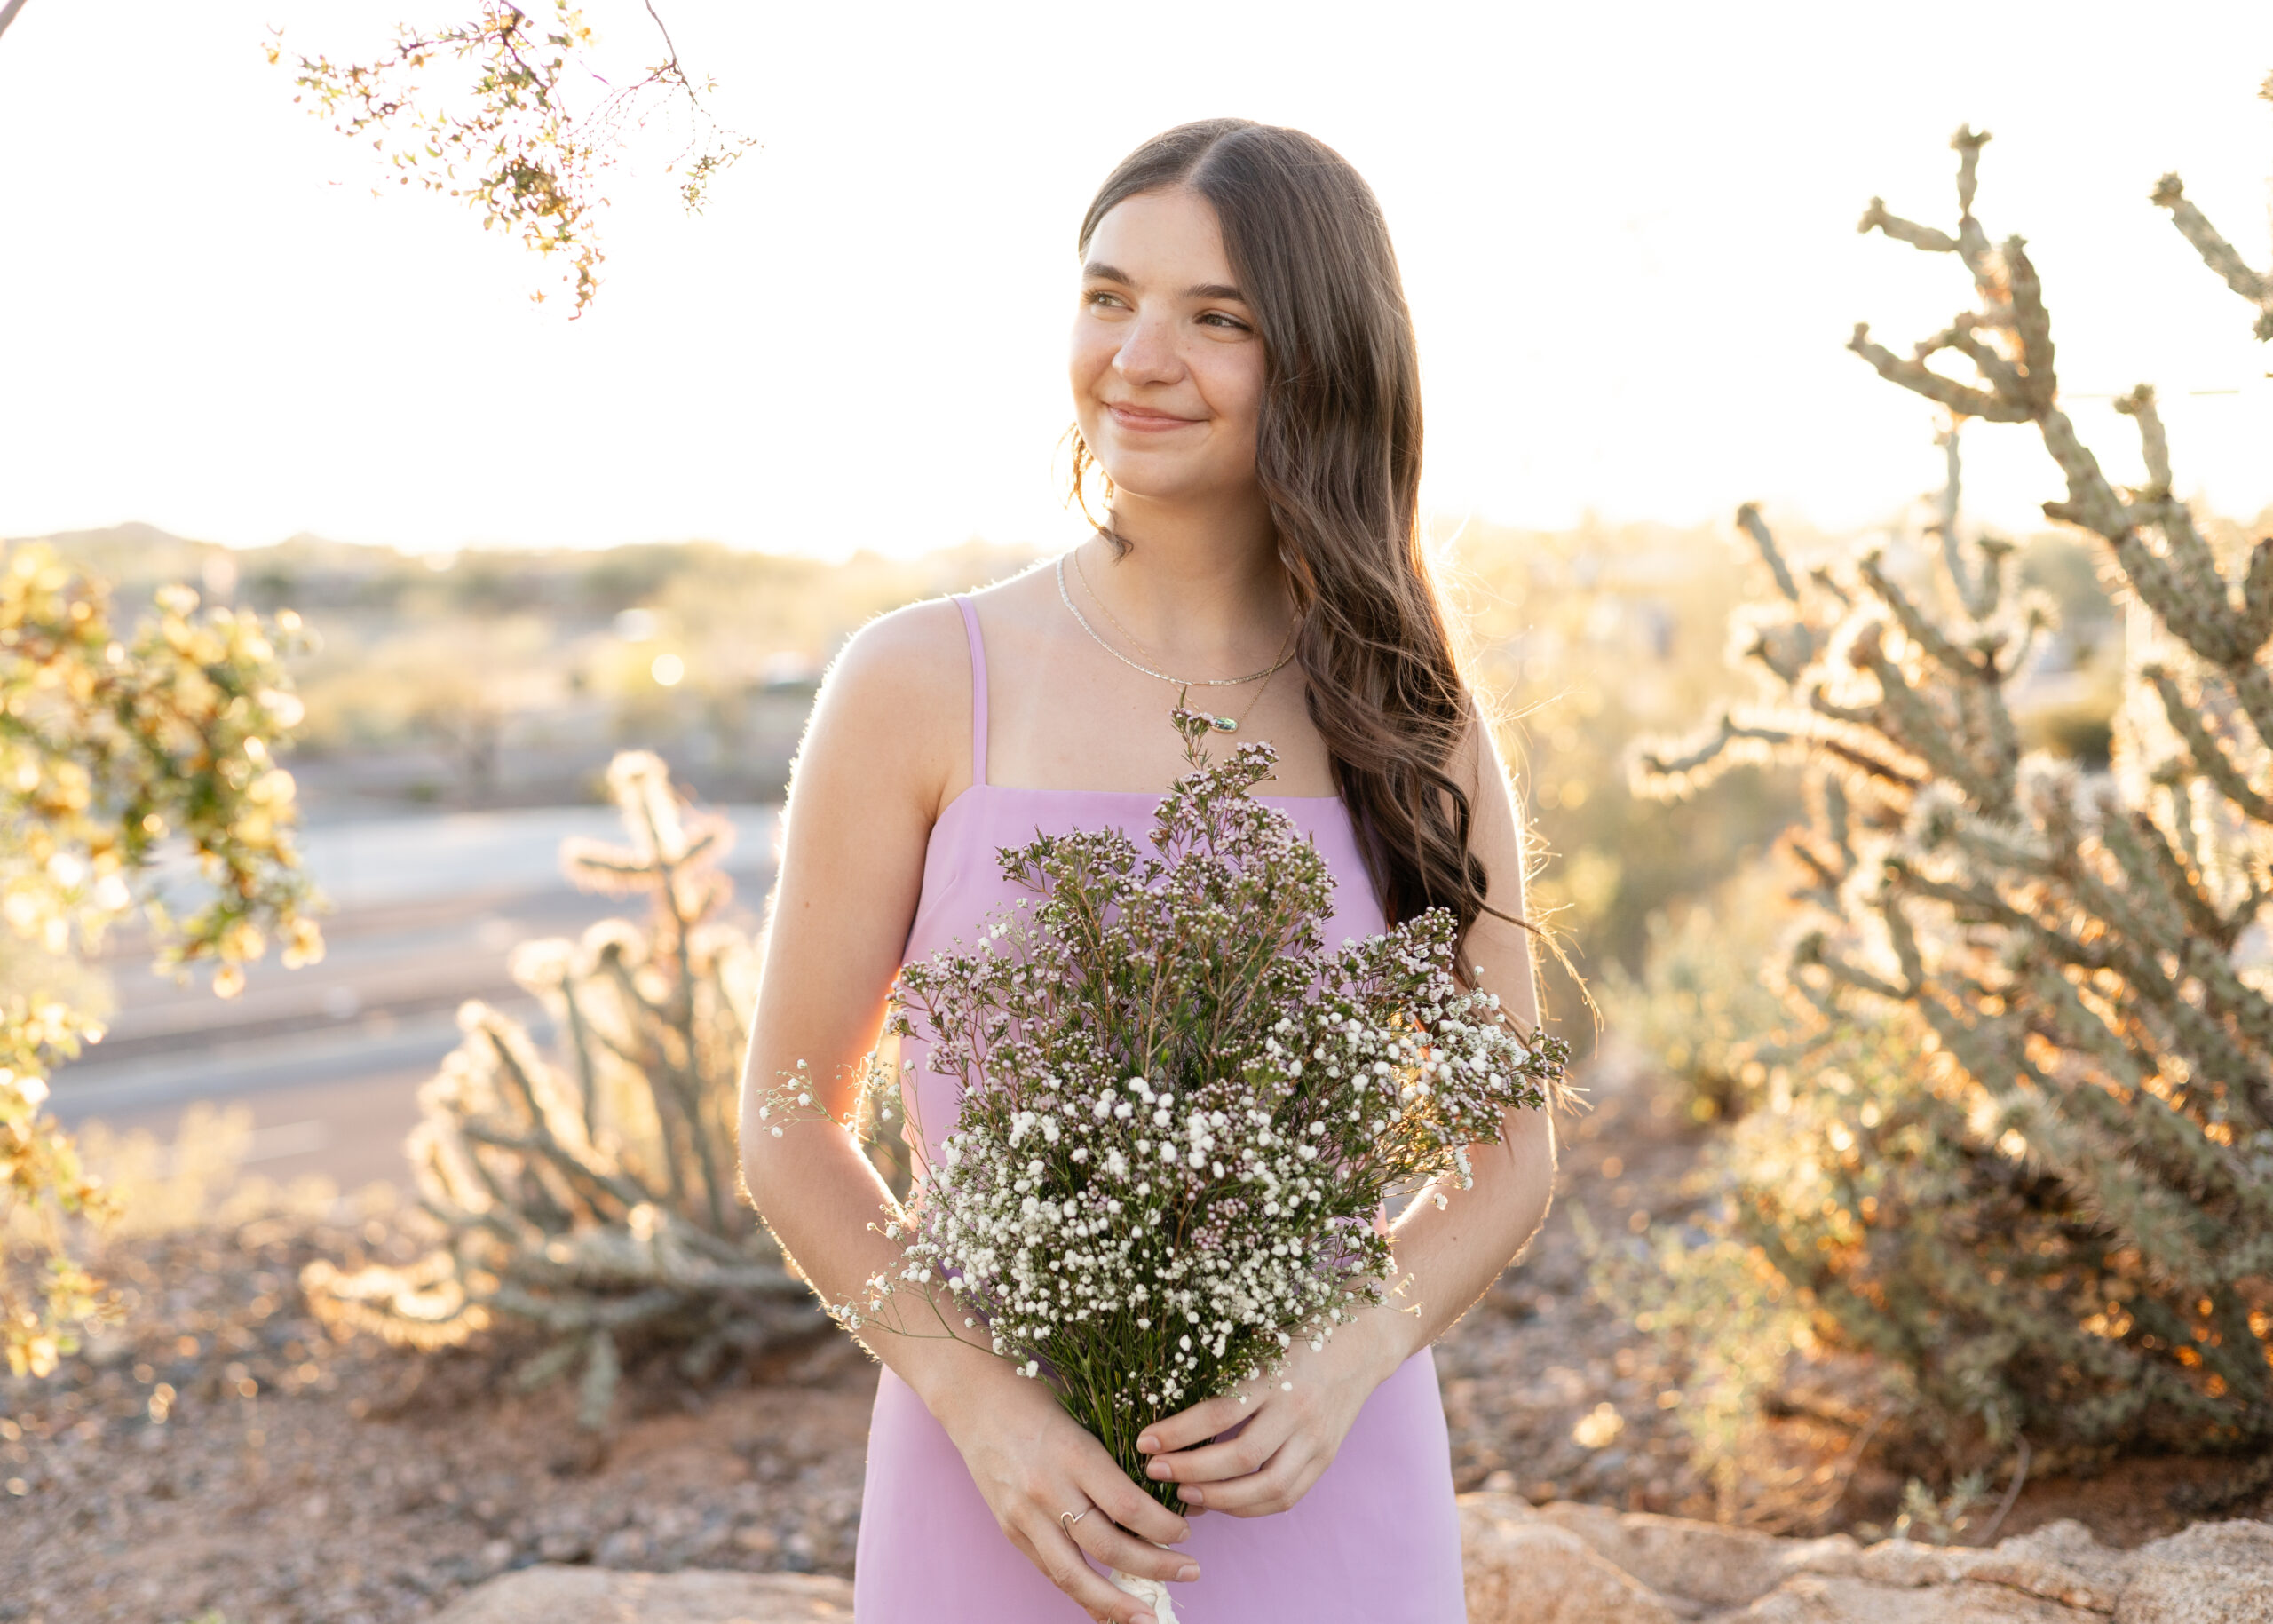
left=1135, top=1306, right=1411, bottom=1517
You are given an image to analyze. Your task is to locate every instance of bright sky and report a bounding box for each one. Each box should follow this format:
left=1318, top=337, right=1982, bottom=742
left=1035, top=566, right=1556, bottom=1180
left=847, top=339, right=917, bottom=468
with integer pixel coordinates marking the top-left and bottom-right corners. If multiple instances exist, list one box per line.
left=3, top=2, right=2270, bottom=560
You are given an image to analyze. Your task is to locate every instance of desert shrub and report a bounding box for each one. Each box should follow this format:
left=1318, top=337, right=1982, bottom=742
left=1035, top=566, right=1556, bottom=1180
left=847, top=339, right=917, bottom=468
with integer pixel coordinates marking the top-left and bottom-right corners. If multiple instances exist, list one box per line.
left=300, top=751, right=820, bottom=1427
left=1622, top=121, right=2273, bottom=1465
left=1599, top=865, right=1796, bottom=1124
left=0, top=544, right=321, bottom=1377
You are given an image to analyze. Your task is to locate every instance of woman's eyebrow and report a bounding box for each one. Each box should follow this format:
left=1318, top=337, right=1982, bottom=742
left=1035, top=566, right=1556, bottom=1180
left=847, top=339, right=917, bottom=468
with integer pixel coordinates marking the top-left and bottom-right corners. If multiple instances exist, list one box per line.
left=1079, top=262, right=1247, bottom=304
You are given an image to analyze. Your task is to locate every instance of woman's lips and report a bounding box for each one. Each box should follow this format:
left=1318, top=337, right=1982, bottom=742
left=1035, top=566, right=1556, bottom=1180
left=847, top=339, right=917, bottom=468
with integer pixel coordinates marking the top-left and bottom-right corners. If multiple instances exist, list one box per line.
left=1106, top=403, right=1202, bottom=433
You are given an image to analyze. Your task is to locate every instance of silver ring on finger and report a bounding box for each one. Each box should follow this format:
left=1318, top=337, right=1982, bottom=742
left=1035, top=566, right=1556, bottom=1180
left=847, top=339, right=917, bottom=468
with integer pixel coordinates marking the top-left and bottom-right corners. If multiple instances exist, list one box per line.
left=1059, top=1504, right=1092, bottom=1537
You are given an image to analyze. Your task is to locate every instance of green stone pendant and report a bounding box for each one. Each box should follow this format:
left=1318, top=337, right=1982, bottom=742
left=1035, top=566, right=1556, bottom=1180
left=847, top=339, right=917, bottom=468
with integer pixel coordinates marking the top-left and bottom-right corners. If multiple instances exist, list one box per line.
left=1207, top=713, right=1238, bottom=733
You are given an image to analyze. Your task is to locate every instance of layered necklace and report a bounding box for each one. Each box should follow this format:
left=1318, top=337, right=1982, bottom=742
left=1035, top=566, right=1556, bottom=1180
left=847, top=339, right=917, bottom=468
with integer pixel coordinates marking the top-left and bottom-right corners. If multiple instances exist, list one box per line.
left=1055, top=544, right=1298, bottom=734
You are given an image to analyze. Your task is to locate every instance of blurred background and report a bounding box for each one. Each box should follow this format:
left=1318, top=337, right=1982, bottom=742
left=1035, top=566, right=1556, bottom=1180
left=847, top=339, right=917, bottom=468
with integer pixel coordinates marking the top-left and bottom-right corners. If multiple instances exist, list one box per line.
left=4, top=3, right=2273, bottom=1618
left=4, top=0, right=2253, bottom=1190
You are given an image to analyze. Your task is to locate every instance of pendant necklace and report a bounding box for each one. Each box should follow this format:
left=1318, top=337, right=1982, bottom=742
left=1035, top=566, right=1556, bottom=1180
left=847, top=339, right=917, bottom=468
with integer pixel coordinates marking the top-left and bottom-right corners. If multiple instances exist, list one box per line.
left=1056, top=548, right=1297, bottom=734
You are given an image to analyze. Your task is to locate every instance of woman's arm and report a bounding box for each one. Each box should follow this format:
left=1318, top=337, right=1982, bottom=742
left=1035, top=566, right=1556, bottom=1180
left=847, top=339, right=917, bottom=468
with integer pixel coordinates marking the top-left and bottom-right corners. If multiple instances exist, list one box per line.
left=737, top=600, right=1192, bottom=1624
left=1136, top=700, right=1558, bottom=1515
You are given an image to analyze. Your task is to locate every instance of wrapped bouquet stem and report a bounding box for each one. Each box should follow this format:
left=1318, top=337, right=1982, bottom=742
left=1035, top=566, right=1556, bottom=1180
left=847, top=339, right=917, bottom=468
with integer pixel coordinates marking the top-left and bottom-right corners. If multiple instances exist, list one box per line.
left=757, top=709, right=1568, bottom=1595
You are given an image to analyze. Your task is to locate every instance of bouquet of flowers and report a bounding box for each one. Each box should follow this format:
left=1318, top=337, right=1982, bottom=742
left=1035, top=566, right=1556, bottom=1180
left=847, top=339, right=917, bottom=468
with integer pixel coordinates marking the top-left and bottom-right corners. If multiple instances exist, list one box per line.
left=757, top=709, right=1568, bottom=1612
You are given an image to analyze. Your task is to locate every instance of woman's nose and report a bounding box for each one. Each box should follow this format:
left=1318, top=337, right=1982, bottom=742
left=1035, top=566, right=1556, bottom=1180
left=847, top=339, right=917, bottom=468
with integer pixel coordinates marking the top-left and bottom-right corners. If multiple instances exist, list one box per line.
left=1113, top=313, right=1183, bottom=386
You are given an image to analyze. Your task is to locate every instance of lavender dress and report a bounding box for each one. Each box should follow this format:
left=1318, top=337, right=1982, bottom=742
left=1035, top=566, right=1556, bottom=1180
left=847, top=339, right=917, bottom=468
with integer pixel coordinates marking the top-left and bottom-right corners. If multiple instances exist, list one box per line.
left=851, top=594, right=1467, bottom=1621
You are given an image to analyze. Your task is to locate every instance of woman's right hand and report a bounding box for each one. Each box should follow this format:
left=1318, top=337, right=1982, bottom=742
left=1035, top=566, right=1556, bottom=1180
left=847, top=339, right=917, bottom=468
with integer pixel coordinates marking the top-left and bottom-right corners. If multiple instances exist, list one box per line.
left=929, top=1359, right=1200, bottom=1624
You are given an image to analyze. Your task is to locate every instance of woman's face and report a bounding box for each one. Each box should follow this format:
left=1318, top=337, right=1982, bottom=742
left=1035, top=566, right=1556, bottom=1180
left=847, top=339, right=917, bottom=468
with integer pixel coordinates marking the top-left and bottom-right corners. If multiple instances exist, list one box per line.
left=1070, top=186, right=1267, bottom=513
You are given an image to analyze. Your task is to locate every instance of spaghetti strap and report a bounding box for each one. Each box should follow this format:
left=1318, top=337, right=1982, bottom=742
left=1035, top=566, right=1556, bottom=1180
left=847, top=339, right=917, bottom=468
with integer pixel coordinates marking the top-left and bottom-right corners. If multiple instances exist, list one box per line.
left=952, top=593, right=989, bottom=788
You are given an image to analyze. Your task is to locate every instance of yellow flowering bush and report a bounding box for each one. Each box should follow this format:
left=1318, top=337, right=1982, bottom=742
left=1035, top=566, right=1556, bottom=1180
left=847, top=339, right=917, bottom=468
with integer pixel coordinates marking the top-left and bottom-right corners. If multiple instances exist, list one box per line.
left=0, top=543, right=322, bottom=1378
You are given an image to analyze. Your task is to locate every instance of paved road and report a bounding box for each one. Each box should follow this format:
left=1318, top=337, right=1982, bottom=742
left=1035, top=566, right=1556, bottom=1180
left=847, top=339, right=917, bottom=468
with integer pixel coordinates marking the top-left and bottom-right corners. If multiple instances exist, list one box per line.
left=50, top=804, right=780, bottom=1192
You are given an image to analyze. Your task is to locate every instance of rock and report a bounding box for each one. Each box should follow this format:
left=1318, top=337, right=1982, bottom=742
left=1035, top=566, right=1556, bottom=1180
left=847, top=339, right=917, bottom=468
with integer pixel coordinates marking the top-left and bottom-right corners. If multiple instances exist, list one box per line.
left=1532, top=1499, right=1861, bottom=1606
left=1848, top=1541, right=1984, bottom=1588
left=1968, top=1519, right=2133, bottom=1613
left=1461, top=1493, right=1689, bottom=1623
left=2115, top=1519, right=2273, bottom=1624
left=1734, top=1573, right=2103, bottom=1623
left=427, top=1566, right=853, bottom=1624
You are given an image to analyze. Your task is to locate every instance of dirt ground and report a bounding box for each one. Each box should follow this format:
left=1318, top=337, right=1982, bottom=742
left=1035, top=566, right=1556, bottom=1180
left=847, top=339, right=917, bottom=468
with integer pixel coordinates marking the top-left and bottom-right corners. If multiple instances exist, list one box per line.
left=4, top=1056, right=2266, bottom=1624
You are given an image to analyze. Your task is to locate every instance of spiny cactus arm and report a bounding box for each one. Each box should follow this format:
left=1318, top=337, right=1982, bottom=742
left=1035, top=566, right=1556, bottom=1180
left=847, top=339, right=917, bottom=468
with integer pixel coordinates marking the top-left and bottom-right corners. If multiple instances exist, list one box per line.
left=2047, top=1024, right=2273, bottom=1224
left=455, top=1118, right=647, bottom=1221
left=2039, top=399, right=2265, bottom=670
left=1857, top=194, right=1960, bottom=256
left=511, top=1336, right=585, bottom=1394
left=2237, top=539, right=2273, bottom=650
left=2003, top=1079, right=2226, bottom=1279
left=1857, top=552, right=1990, bottom=683
left=2113, top=384, right=2175, bottom=495
left=475, top=1019, right=610, bottom=1172
left=2168, top=932, right=2273, bottom=1100
left=1846, top=323, right=2034, bottom=423
left=436, top=1120, right=548, bottom=1232
left=1840, top=630, right=2004, bottom=808
left=551, top=975, right=607, bottom=1145
left=1791, top=930, right=1913, bottom=1003
left=2038, top=412, right=2142, bottom=543
left=1629, top=708, right=1800, bottom=796
left=2120, top=783, right=2267, bottom=946
left=661, top=1211, right=775, bottom=1266
left=2081, top=809, right=2263, bottom=1010
left=1968, top=538, right=2019, bottom=625
left=2150, top=172, right=2273, bottom=340
left=2017, top=961, right=2150, bottom=1094
left=643, top=915, right=728, bottom=1233
left=578, top=1330, right=621, bottom=1433
left=2119, top=529, right=2257, bottom=670
left=2121, top=975, right=2265, bottom=1113
left=1735, top=503, right=1802, bottom=603
left=1948, top=126, right=1998, bottom=273
left=299, top=1255, right=488, bottom=1350
left=1929, top=429, right=1981, bottom=612
left=561, top=845, right=664, bottom=888
left=466, top=1052, right=594, bottom=1226
left=2222, top=662, right=2273, bottom=767
left=1972, top=677, right=2024, bottom=812
left=489, top=1218, right=799, bottom=1295
left=1871, top=891, right=1928, bottom=996
left=2136, top=504, right=2255, bottom=669
left=1786, top=836, right=1846, bottom=907
left=1999, top=239, right=2060, bottom=411
left=487, top=1281, right=685, bottom=1333
left=583, top=946, right=699, bottom=1213
left=1928, top=313, right=2036, bottom=408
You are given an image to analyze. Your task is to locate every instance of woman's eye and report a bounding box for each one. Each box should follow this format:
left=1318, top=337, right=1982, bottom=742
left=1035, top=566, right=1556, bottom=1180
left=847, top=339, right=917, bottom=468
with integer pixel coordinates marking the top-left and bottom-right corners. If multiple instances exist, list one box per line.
left=1199, top=312, right=1251, bottom=332
left=1083, top=289, right=1126, bottom=310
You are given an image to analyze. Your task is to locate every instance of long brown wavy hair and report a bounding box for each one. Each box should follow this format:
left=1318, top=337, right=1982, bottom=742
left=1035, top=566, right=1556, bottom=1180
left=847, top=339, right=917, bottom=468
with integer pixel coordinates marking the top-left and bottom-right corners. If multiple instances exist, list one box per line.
left=1073, top=118, right=1532, bottom=994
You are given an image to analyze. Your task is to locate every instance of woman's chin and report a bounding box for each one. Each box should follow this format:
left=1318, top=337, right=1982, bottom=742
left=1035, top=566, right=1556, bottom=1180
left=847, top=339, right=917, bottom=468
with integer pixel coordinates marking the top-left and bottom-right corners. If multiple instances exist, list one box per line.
left=1096, top=464, right=1243, bottom=513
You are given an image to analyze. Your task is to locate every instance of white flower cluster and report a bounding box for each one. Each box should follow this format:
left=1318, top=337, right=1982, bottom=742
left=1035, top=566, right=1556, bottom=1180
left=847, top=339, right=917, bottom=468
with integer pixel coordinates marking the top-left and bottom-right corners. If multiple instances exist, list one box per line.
left=760, top=710, right=1569, bottom=1501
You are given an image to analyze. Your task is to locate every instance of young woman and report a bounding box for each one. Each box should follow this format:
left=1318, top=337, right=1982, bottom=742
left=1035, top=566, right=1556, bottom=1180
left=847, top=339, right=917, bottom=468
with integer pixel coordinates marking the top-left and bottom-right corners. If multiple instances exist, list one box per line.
left=739, top=119, right=1556, bottom=1623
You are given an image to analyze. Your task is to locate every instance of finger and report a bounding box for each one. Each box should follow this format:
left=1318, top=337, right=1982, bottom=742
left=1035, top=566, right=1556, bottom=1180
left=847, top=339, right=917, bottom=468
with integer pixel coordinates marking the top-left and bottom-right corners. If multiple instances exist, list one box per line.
left=1136, top=1392, right=1254, bottom=1455
left=1016, top=1518, right=1160, bottom=1624
left=1069, top=1509, right=1202, bottom=1586
left=1146, top=1411, right=1289, bottom=1487
left=1178, top=1442, right=1316, bottom=1517
left=1086, top=1466, right=1192, bottom=1549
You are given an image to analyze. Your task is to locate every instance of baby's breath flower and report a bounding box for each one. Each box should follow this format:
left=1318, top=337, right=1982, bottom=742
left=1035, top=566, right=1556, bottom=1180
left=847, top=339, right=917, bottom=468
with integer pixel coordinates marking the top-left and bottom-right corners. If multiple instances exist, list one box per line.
left=780, top=713, right=1569, bottom=1506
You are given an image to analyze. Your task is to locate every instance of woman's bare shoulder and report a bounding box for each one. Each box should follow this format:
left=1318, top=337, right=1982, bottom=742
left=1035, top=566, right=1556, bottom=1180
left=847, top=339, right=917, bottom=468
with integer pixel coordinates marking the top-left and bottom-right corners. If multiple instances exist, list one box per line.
left=799, top=596, right=974, bottom=824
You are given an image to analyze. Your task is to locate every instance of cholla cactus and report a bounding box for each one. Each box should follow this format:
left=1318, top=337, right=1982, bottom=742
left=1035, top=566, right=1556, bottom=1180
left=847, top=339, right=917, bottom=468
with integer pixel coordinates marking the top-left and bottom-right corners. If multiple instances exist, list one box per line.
left=1634, top=126, right=2273, bottom=1454
left=303, top=752, right=816, bottom=1427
